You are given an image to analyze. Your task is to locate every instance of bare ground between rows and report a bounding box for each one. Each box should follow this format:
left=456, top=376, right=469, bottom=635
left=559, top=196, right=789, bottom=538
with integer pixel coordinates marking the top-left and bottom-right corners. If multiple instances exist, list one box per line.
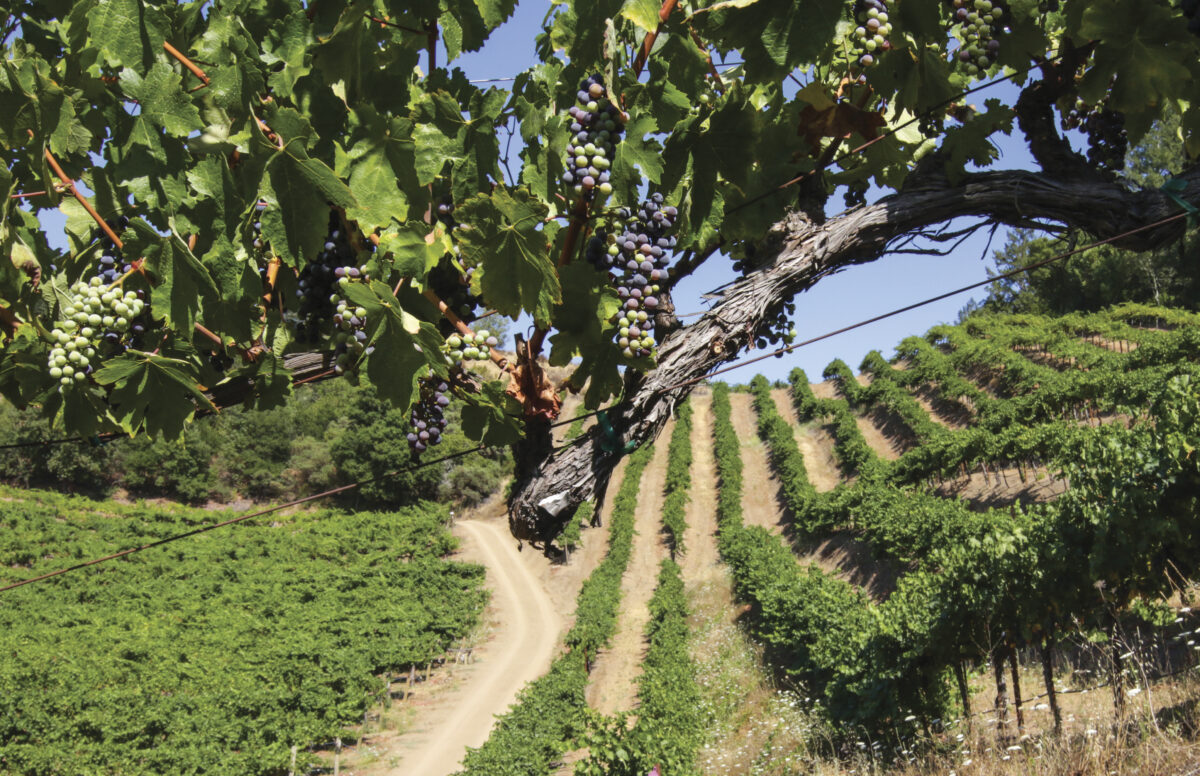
left=771, top=388, right=842, bottom=493
left=585, top=418, right=674, bottom=717
left=727, top=391, right=895, bottom=601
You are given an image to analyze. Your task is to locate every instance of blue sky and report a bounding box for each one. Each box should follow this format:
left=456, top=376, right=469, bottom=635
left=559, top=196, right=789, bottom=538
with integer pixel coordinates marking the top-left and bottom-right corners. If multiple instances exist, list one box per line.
left=32, top=1, right=1046, bottom=386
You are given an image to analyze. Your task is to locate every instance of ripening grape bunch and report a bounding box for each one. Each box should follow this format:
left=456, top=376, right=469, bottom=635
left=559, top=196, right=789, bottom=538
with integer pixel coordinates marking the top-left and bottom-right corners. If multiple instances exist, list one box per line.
left=1060, top=98, right=1128, bottom=172
left=584, top=193, right=678, bottom=359
left=294, top=212, right=356, bottom=342
left=443, top=328, right=498, bottom=366
left=851, top=0, right=895, bottom=69
left=561, top=74, right=624, bottom=201
left=948, top=0, right=1006, bottom=74
left=92, top=217, right=131, bottom=284
left=331, top=297, right=371, bottom=375
left=46, top=278, right=146, bottom=389
left=408, top=378, right=451, bottom=454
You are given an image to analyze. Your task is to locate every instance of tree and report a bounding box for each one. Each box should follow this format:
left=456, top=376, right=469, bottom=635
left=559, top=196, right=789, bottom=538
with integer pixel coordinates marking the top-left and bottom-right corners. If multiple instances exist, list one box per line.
left=1, top=1, right=1198, bottom=544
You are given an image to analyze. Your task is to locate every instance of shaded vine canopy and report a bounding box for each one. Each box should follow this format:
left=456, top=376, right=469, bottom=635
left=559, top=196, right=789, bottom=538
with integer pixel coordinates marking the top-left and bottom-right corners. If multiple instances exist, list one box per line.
left=1, top=0, right=1198, bottom=440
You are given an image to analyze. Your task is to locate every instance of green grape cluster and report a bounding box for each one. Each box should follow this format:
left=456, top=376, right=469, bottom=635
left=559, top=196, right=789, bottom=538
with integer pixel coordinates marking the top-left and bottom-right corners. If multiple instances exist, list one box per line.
left=444, top=328, right=498, bottom=366
left=949, top=0, right=1006, bottom=74
left=851, top=0, right=896, bottom=68
left=46, top=278, right=145, bottom=388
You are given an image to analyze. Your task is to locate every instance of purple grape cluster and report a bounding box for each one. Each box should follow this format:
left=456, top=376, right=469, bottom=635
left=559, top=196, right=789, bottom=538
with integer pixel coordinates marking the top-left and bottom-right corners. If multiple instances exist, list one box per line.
left=407, top=379, right=451, bottom=454
left=851, top=0, right=895, bottom=68
left=295, top=213, right=358, bottom=343
left=92, top=216, right=131, bottom=284
left=561, top=74, right=623, bottom=202
left=1061, top=99, right=1128, bottom=172
left=584, top=193, right=678, bottom=359
left=949, top=0, right=1006, bottom=74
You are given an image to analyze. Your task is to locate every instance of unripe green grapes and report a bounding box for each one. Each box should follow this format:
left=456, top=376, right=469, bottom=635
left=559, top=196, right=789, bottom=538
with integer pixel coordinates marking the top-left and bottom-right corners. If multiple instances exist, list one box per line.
left=46, top=279, right=145, bottom=390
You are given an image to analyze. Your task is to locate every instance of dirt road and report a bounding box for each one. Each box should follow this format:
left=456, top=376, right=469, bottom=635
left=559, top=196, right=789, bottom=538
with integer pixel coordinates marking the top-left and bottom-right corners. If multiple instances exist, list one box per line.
left=384, top=518, right=561, bottom=776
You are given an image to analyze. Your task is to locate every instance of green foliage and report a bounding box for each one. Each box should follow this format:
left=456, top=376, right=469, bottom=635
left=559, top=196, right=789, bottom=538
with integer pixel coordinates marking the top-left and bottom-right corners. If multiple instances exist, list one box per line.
left=0, top=488, right=485, bottom=776
left=0, top=377, right=512, bottom=508
left=661, top=399, right=692, bottom=557
left=4, top=0, right=1199, bottom=439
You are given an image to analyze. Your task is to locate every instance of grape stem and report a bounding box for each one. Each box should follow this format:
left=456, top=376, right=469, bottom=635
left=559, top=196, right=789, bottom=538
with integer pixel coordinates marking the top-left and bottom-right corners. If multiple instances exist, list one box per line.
left=687, top=25, right=724, bottom=91
left=42, top=146, right=124, bottom=248
left=162, top=41, right=210, bottom=88
left=631, top=0, right=681, bottom=77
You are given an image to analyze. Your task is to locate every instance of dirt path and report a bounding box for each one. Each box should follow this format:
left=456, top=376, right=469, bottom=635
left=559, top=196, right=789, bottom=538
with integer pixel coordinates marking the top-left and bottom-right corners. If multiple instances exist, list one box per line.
left=771, top=388, right=841, bottom=492
left=586, top=421, right=674, bottom=716
left=854, top=410, right=907, bottom=461
left=682, top=391, right=722, bottom=588
left=727, top=392, right=788, bottom=534
left=910, top=385, right=970, bottom=429
left=379, top=519, right=562, bottom=776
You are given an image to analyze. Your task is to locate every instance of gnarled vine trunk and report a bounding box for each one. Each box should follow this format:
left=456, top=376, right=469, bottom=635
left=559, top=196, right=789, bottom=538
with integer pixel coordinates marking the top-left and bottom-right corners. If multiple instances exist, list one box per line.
left=507, top=165, right=1199, bottom=542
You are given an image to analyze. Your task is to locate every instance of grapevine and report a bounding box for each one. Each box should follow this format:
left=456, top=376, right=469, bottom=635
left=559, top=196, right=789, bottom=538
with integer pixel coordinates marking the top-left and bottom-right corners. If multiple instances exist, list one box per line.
left=584, top=194, right=678, bottom=359
left=294, top=212, right=355, bottom=344
left=1185, top=0, right=1200, bottom=38
left=561, top=74, right=623, bottom=201
left=948, top=0, right=1006, bottom=74
left=850, top=0, right=896, bottom=69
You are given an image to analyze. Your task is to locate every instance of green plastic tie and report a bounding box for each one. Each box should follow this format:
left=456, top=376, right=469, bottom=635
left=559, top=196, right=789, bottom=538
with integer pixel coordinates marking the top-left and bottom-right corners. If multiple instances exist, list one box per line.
left=1161, top=178, right=1198, bottom=226
left=596, top=410, right=638, bottom=454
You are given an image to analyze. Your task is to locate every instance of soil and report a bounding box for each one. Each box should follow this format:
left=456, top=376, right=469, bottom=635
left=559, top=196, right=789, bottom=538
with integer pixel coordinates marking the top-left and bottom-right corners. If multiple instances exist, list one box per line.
left=586, top=419, right=674, bottom=716
left=810, top=380, right=838, bottom=400
left=794, top=532, right=898, bottom=602
left=911, top=385, right=972, bottom=429
left=937, top=465, right=1068, bottom=509
left=771, top=388, right=841, bottom=493
left=854, top=406, right=910, bottom=461
left=681, top=390, right=723, bottom=591
left=726, top=392, right=789, bottom=534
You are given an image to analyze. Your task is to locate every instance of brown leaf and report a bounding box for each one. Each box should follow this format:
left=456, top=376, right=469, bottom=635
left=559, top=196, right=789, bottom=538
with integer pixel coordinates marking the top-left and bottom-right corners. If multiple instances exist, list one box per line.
left=798, top=102, right=886, bottom=157
left=505, top=338, right=562, bottom=423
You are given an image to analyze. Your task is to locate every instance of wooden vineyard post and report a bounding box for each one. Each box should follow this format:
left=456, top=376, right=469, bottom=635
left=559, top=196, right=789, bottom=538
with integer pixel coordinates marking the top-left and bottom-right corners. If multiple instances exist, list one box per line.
left=289, top=746, right=297, bottom=776
left=955, top=661, right=972, bottom=730
left=408, top=664, right=416, bottom=699
left=1040, top=634, right=1062, bottom=734
left=993, top=645, right=1010, bottom=728
left=1008, top=646, right=1025, bottom=731
left=334, top=737, right=341, bottom=776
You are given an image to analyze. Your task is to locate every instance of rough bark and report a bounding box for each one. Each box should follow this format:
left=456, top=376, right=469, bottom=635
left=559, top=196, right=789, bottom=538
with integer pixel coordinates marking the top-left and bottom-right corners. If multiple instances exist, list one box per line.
left=506, top=162, right=1200, bottom=541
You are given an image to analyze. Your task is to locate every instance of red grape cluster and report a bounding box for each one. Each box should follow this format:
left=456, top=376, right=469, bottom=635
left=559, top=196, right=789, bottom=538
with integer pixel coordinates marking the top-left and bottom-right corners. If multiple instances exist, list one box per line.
left=948, top=0, right=1006, bottom=74
left=585, top=193, right=678, bottom=359
left=851, top=0, right=895, bottom=68
left=561, top=74, right=623, bottom=201
left=407, top=378, right=451, bottom=454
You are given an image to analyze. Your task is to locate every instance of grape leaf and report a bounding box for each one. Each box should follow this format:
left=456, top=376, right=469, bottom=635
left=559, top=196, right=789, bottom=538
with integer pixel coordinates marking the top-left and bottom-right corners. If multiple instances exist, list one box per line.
left=94, top=352, right=216, bottom=438
left=340, top=280, right=446, bottom=410
left=255, top=120, right=357, bottom=268
left=456, top=187, right=559, bottom=326
left=87, top=0, right=170, bottom=75
left=118, top=63, right=203, bottom=137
